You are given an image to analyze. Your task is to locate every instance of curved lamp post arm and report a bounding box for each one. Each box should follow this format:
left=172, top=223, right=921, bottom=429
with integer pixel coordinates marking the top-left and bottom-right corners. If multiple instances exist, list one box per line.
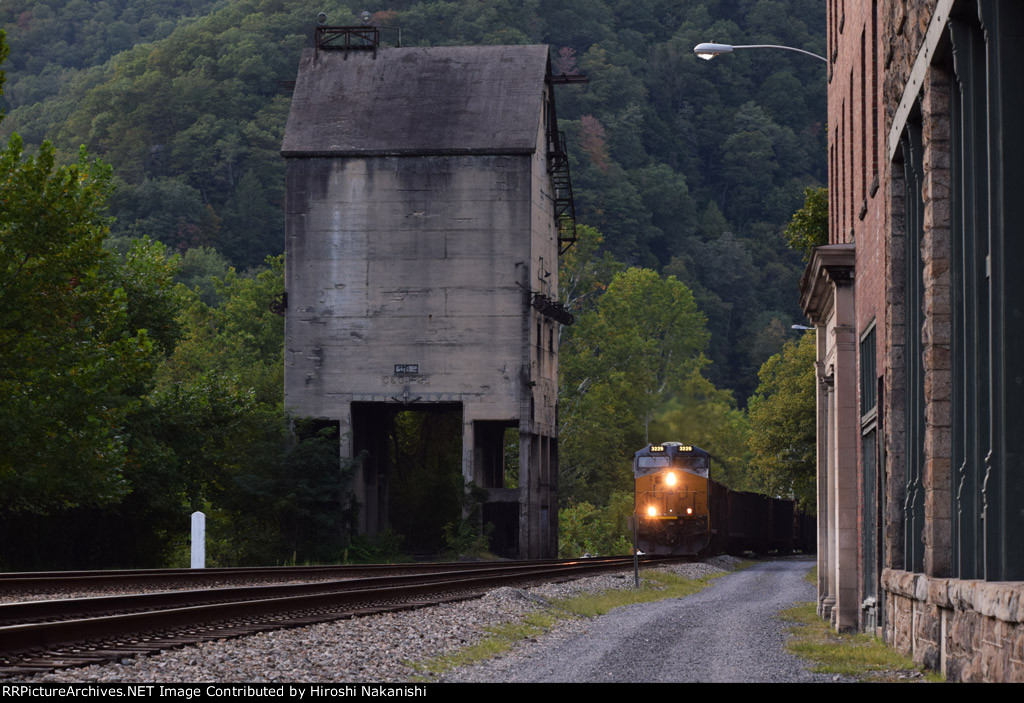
left=694, top=42, right=827, bottom=63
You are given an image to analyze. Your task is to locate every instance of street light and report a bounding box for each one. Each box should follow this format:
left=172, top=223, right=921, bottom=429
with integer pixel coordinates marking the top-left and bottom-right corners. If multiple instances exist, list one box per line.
left=693, top=42, right=827, bottom=63
left=791, top=324, right=814, bottom=331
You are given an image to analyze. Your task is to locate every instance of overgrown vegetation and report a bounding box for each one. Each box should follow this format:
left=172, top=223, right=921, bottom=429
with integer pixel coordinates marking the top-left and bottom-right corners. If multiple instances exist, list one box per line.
left=344, top=528, right=409, bottom=564
left=2, top=0, right=825, bottom=402
left=558, top=491, right=634, bottom=557
left=780, top=602, right=944, bottom=682
left=0, top=1, right=827, bottom=567
left=0, top=26, right=360, bottom=567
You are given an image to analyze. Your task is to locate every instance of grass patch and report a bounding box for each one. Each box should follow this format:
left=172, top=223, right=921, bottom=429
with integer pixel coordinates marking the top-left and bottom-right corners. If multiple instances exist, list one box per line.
left=553, top=569, right=724, bottom=618
left=780, top=602, right=944, bottom=683
left=409, top=609, right=563, bottom=678
left=409, top=566, right=728, bottom=679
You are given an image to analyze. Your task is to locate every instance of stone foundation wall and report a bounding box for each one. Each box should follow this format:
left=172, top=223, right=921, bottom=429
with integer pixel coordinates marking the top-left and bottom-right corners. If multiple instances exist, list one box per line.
left=883, top=568, right=1024, bottom=682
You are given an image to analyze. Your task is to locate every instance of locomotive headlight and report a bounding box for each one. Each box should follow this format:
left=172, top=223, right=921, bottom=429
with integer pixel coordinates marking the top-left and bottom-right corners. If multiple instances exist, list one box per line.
left=665, top=472, right=678, bottom=487
left=686, top=507, right=694, bottom=515
left=647, top=505, right=658, bottom=517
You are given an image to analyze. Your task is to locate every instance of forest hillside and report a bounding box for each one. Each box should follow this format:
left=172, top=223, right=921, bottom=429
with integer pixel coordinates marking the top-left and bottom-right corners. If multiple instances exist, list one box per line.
left=1, top=0, right=826, bottom=402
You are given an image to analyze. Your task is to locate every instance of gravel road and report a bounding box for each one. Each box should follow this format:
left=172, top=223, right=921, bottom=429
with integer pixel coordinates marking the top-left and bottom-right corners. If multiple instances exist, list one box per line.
left=22, top=558, right=842, bottom=683
left=444, top=558, right=842, bottom=683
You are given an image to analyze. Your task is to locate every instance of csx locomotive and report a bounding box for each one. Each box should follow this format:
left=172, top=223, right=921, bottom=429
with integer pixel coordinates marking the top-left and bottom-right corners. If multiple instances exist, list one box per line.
left=634, top=442, right=814, bottom=556
left=634, top=443, right=712, bottom=555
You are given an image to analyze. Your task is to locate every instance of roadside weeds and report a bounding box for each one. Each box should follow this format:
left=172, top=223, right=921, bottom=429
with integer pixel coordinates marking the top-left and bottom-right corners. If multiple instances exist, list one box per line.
left=780, top=567, right=944, bottom=683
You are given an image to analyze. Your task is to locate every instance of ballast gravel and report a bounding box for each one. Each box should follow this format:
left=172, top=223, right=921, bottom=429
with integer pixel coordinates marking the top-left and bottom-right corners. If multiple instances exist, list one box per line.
left=21, top=556, right=839, bottom=684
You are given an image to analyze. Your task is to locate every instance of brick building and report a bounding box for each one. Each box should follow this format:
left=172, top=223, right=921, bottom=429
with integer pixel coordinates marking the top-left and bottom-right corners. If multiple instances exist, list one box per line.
left=802, top=0, right=1024, bottom=681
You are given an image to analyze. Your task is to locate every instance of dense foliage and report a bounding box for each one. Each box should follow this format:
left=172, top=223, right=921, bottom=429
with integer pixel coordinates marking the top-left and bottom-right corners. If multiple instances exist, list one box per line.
left=2, top=0, right=825, bottom=400
left=559, top=265, right=709, bottom=504
left=784, top=186, right=829, bottom=261
left=0, top=0, right=221, bottom=112
left=0, top=2, right=826, bottom=564
left=746, top=331, right=816, bottom=509
left=0, top=29, right=354, bottom=566
left=556, top=227, right=756, bottom=553
left=0, top=136, right=151, bottom=514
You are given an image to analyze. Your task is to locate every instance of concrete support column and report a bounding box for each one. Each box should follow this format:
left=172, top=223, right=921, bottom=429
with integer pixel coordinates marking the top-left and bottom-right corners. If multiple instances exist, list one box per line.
left=801, top=245, right=857, bottom=630
left=832, top=278, right=859, bottom=632
left=334, top=403, right=368, bottom=534
left=817, top=352, right=833, bottom=618
left=462, top=417, right=475, bottom=492
left=517, top=431, right=559, bottom=559
left=824, top=382, right=838, bottom=622
left=518, top=432, right=537, bottom=559
left=548, top=437, right=559, bottom=558
left=539, top=435, right=550, bottom=557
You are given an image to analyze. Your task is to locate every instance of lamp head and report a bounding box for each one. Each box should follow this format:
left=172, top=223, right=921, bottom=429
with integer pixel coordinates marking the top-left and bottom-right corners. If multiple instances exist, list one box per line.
left=693, top=42, right=734, bottom=60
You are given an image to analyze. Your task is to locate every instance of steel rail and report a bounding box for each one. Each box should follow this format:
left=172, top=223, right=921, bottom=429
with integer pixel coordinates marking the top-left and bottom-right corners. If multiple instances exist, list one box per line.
left=0, top=557, right=633, bottom=625
left=0, top=558, right=575, bottom=593
left=1, top=556, right=687, bottom=677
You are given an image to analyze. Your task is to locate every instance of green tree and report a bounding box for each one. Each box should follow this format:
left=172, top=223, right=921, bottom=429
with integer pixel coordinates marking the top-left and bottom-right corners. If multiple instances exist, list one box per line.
left=174, top=245, right=232, bottom=306
left=558, top=490, right=634, bottom=557
left=558, top=223, right=623, bottom=322
left=0, top=136, right=157, bottom=513
left=559, top=267, right=710, bottom=503
left=650, top=371, right=751, bottom=489
left=158, top=255, right=284, bottom=406
left=784, top=186, right=829, bottom=260
left=746, top=331, right=816, bottom=509
left=112, top=236, right=185, bottom=355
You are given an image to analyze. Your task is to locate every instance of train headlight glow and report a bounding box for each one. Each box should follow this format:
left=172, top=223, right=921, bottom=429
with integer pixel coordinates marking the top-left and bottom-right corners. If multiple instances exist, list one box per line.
left=665, top=472, right=677, bottom=487
left=686, top=507, right=693, bottom=515
left=647, top=506, right=658, bottom=517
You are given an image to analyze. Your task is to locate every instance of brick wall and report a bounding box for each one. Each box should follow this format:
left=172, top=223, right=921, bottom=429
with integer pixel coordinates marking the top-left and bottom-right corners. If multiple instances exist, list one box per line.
left=828, top=0, right=891, bottom=631
left=875, top=0, right=1024, bottom=681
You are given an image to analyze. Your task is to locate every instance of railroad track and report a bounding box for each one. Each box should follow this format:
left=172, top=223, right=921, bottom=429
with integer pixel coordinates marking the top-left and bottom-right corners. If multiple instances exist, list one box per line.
left=1, top=556, right=686, bottom=679
left=0, top=559, right=578, bottom=596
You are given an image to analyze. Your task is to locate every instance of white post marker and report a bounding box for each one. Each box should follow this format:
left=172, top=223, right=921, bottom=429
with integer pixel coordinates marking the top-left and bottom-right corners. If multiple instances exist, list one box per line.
left=191, top=511, right=206, bottom=569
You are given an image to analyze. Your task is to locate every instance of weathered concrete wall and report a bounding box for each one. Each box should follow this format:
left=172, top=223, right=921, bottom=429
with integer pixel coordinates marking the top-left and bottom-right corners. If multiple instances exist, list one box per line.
left=283, top=92, right=561, bottom=557
left=520, top=101, right=560, bottom=557
left=527, top=101, right=559, bottom=437
left=281, top=42, right=565, bottom=558
left=284, top=154, right=532, bottom=421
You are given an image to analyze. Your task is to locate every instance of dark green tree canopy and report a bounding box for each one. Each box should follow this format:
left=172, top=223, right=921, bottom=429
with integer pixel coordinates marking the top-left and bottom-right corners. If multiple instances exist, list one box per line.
left=746, top=331, right=816, bottom=509
left=0, top=135, right=157, bottom=513
left=1, top=0, right=826, bottom=399
left=784, top=186, right=829, bottom=260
